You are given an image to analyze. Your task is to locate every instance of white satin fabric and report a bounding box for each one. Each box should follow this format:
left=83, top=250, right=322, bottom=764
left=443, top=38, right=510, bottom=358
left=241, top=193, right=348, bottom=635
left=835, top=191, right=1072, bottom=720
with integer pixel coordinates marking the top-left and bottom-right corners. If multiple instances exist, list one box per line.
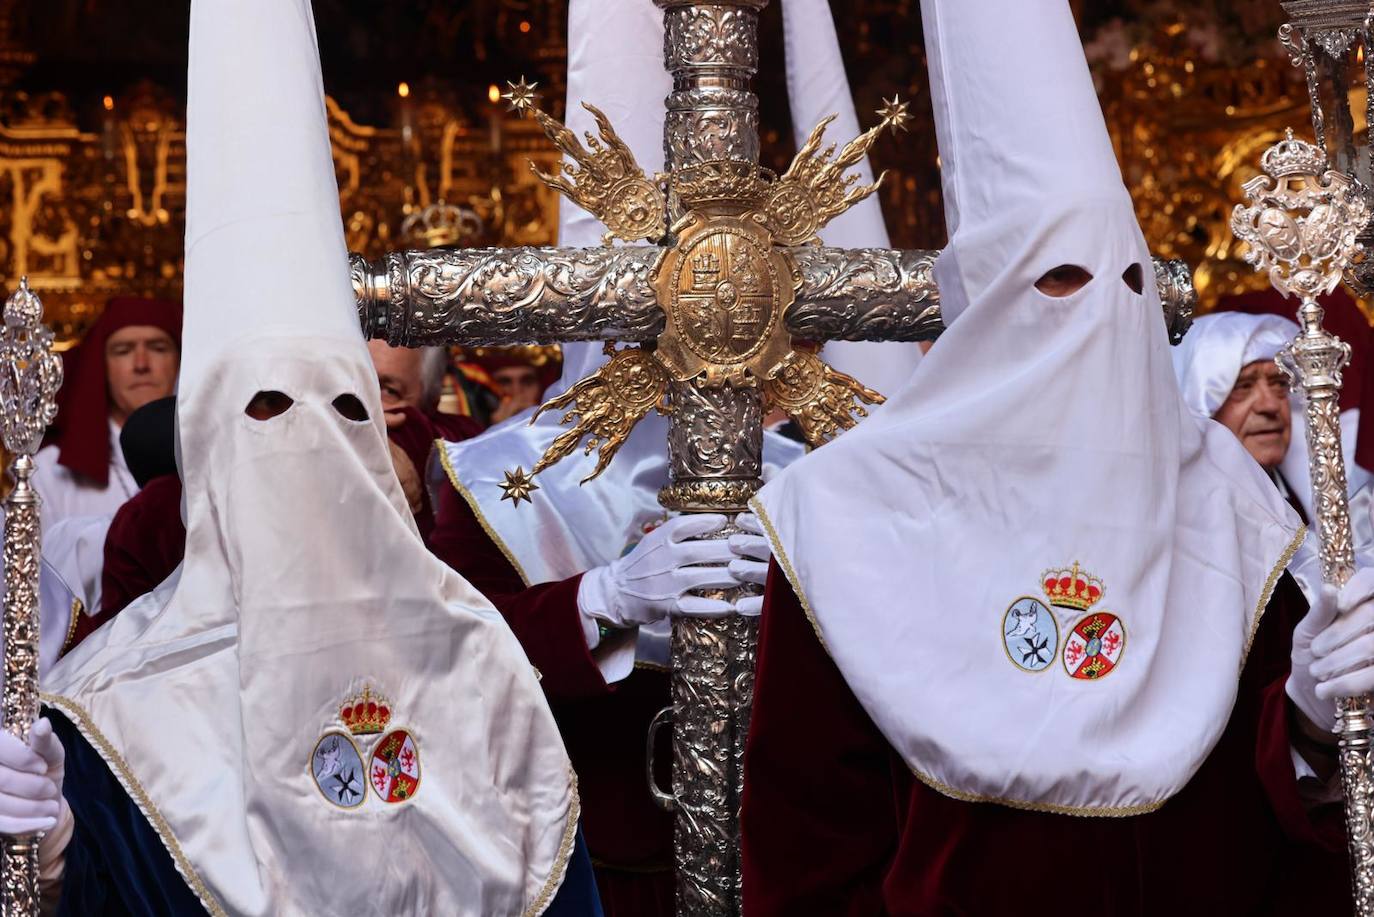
left=41, top=512, right=110, bottom=615
left=780, top=0, right=921, bottom=394
left=45, top=1, right=575, bottom=914
left=754, top=0, right=1302, bottom=814
left=440, top=418, right=802, bottom=591
left=32, top=420, right=137, bottom=524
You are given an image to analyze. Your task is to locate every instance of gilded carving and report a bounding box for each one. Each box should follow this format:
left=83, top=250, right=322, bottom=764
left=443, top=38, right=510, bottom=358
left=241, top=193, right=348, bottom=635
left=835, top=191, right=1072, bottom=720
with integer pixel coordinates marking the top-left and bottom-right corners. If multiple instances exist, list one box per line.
left=765, top=115, right=888, bottom=246
left=653, top=213, right=795, bottom=385
left=530, top=344, right=672, bottom=483
left=764, top=350, right=883, bottom=445
left=527, top=103, right=667, bottom=244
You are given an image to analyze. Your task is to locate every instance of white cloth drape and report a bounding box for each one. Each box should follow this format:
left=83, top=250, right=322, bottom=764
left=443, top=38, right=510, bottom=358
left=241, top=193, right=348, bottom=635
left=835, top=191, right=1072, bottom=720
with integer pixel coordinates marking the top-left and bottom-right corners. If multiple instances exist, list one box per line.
left=46, top=1, right=576, bottom=913
left=754, top=0, right=1302, bottom=815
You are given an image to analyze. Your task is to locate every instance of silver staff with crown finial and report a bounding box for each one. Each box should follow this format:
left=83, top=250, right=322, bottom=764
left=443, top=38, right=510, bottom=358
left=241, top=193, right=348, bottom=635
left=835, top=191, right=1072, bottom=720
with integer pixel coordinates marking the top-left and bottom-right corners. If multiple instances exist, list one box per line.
left=1233, top=129, right=1374, bottom=915
left=0, top=277, right=63, bottom=917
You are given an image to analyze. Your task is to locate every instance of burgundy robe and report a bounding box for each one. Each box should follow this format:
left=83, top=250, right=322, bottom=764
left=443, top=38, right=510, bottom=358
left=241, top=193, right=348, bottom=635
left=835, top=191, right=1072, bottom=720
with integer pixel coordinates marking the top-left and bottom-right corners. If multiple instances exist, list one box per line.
left=741, top=564, right=1350, bottom=916
left=65, top=474, right=186, bottom=654
left=385, top=406, right=482, bottom=541
left=429, top=484, right=674, bottom=916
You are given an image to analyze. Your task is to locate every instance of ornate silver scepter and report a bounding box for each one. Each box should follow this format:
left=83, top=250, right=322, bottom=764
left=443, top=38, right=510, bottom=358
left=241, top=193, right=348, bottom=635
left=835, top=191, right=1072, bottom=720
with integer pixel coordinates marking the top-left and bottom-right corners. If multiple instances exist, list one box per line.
left=1232, top=130, right=1374, bottom=914
left=0, top=278, right=62, bottom=917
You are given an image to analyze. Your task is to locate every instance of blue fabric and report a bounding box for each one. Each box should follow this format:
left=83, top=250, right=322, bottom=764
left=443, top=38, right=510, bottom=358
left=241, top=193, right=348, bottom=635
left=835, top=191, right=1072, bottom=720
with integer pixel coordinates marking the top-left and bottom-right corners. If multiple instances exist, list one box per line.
left=545, top=828, right=605, bottom=917
left=47, top=707, right=206, bottom=916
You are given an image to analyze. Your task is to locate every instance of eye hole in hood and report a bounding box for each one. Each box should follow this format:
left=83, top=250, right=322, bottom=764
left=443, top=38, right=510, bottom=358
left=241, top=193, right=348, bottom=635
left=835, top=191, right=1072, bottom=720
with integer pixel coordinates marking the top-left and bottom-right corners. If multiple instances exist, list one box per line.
left=244, top=390, right=293, bottom=420
left=1034, top=264, right=1093, bottom=298
left=1122, top=262, right=1144, bottom=295
left=331, top=393, right=369, bottom=422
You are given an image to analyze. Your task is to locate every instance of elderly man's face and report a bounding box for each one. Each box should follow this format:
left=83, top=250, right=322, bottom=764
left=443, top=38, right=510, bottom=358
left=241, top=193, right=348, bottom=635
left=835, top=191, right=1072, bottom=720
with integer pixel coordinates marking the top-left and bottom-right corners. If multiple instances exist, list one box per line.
left=1213, top=359, right=1291, bottom=470
left=367, top=340, right=424, bottom=414
left=106, top=325, right=179, bottom=426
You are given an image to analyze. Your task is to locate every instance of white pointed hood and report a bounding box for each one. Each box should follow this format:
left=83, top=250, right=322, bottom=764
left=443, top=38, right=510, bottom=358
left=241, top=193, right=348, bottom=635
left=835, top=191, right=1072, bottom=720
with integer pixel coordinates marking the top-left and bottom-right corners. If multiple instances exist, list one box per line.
left=781, top=0, right=921, bottom=394
left=437, top=0, right=804, bottom=596
left=45, top=1, right=576, bottom=914
left=754, top=0, right=1302, bottom=815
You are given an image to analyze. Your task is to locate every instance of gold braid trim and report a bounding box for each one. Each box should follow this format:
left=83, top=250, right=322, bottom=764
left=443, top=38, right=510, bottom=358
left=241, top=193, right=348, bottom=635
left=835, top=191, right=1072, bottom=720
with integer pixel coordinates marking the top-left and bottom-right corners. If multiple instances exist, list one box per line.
left=1241, top=524, right=1307, bottom=674
left=905, top=767, right=1166, bottom=817
left=436, top=439, right=533, bottom=587
left=40, top=692, right=225, bottom=916
left=747, top=506, right=1311, bottom=818
left=524, top=768, right=581, bottom=917
left=59, top=598, right=83, bottom=658
left=749, top=498, right=831, bottom=654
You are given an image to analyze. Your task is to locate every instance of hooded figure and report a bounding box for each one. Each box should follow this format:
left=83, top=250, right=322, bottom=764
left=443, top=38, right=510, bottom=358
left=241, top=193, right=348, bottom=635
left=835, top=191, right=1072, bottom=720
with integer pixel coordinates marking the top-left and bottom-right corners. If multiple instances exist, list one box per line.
left=740, top=1, right=1355, bottom=913
left=33, top=297, right=181, bottom=522
left=1173, top=310, right=1373, bottom=527
left=780, top=0, right=922, bottom=396
left=26, top=1, right=599, bottom=913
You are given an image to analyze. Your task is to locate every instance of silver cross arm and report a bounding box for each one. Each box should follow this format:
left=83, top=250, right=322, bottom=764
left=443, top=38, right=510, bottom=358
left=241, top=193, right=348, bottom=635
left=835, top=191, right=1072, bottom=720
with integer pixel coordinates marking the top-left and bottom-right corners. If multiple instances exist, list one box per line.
left=352, top=247, right=1193, bottom=349
left=351, top=245, right=942, bottom=347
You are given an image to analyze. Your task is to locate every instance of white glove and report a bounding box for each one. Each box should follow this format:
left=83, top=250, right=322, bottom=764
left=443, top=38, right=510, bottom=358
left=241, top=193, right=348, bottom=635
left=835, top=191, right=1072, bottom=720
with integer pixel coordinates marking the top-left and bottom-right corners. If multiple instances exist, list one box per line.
left=728, top=512, right=772, bottom=616
left=578, top=513, right=737, bottom=627
left=1290, top=566, right=1374, bottom=731
left=0, top=718, right=64, bottom=837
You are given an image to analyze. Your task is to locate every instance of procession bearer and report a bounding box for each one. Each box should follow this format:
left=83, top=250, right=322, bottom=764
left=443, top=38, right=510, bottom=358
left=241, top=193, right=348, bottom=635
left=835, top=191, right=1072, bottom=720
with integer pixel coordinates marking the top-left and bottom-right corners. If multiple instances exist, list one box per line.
left=742, top=1, right=1361, bottom=912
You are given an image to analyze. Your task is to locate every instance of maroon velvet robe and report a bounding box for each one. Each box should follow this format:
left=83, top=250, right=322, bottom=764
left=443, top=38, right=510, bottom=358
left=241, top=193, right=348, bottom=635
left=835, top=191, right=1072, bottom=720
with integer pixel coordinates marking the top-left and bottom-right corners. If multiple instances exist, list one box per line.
left=66, top=474, right=186, bottom=653
left=385, top=406, right=482, bottom=541
left=429, top=484, right=674, bottom=916
left=741, top=564, right=1350, bottom=916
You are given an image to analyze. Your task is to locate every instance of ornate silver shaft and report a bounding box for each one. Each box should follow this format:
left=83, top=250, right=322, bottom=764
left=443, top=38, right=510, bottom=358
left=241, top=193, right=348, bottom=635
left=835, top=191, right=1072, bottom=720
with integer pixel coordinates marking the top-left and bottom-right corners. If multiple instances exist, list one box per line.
left=2, top=456, right=41, bottom=917
left=1232, top=124, right=1373, bottom=913
left=352, top=245, right=949, bottom=347
left=1284, top=300, right=1374, bottom=916
left=657, top=1, right=766, bottom=913
left=0, top=278, right=60, bottom=917
left=787, top=248, right=942, bottom=342
left=352, top=247, right=1194, bottom=350
left=351, top=247, right=663, bottom=347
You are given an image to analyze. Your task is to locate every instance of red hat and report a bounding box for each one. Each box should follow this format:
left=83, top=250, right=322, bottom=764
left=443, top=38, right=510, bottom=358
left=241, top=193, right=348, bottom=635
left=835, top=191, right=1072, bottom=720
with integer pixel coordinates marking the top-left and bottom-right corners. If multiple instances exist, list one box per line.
left=461, top=345, right=562, bottom=393
left=52, top=297, right=183, bottom=486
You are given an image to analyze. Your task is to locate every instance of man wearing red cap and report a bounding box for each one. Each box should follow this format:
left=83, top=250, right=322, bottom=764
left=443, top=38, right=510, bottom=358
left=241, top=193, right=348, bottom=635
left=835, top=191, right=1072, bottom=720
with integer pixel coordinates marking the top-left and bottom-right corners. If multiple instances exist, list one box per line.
left=32, top=297, right=181, bottom=522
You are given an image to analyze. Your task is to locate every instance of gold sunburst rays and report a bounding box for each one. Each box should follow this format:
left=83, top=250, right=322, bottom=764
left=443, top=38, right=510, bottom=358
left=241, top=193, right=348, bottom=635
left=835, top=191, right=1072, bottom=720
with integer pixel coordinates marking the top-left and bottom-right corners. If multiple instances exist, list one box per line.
left=528, top=344, right=672, bottom=485
left=764, top=350, right=884, bottom=447
left=763, top=115, right=888, bottom=247
left=524, top=101, right=667, bottom=245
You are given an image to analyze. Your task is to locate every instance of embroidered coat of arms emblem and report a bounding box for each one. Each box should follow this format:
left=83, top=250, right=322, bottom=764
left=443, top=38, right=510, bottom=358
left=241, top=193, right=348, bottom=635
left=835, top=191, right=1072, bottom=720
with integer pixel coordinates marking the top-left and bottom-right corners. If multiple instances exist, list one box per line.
left=370, top=729, right=422, bottom=803
left=1002, top=562, right=1126, bottom=680
left=310, top=684, right=422, bottom=809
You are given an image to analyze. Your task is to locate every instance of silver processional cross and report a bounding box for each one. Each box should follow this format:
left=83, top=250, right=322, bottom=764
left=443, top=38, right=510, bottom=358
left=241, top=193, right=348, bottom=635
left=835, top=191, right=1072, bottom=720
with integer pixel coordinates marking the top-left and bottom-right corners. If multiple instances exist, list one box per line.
left=350, top=1, right=1195, bottom=912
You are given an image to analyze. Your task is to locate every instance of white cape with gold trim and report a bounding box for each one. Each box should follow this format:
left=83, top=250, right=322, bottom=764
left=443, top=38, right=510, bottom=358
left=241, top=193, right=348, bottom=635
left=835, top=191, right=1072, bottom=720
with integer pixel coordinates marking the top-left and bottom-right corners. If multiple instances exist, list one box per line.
left=43, top=0, right=578, bottom=913
left=753, top=0, right=1304, bottom=816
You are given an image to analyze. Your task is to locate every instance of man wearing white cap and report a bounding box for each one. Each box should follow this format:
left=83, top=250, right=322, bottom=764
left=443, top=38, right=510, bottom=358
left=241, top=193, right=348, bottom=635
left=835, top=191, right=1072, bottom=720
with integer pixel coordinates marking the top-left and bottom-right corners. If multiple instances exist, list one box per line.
left=741, top=1, right=1367, bottom=913
left=0, top=0, right=601, bottom=913
left=427, top=1, right=914, bottom=911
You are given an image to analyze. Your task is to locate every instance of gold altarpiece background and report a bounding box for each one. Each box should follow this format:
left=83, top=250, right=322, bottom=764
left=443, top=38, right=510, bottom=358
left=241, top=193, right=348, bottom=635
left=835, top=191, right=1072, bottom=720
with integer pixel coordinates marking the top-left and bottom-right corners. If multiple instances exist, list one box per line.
left=0, top=0, right=1364, bottom=344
